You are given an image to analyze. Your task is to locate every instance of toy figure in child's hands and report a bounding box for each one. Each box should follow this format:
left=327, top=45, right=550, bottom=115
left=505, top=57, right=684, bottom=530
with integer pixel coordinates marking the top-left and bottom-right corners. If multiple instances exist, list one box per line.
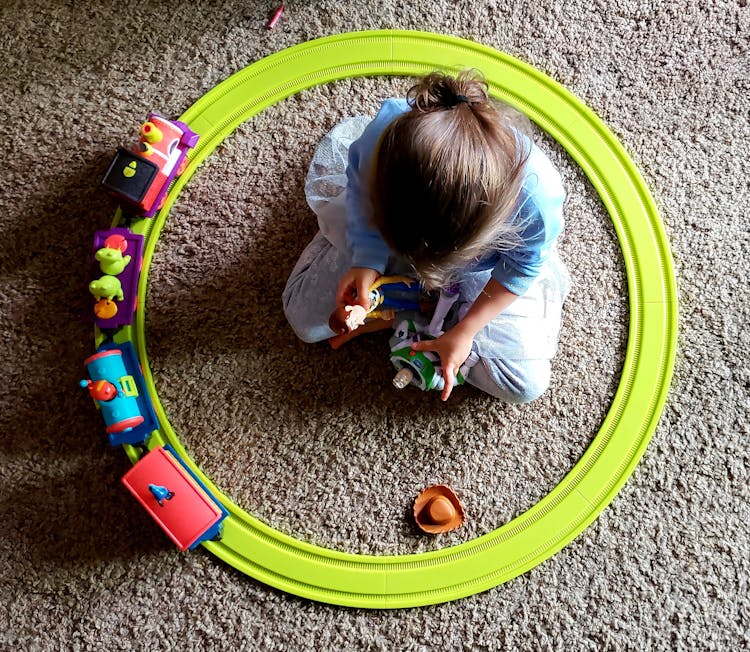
left=425, top=283, right=460, bottom=337
left=390, top=318, right=479, bottom=392
left=330, top=304, right=369, bottom=333
left=327, top=274, right=477, bottom=394
left=328, top=275, right=423, bottom=338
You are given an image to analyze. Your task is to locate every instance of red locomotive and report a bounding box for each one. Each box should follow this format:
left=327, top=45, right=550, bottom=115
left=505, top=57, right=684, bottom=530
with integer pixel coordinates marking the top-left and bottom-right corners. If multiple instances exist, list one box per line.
left=102, top=113, right=199, bottom=217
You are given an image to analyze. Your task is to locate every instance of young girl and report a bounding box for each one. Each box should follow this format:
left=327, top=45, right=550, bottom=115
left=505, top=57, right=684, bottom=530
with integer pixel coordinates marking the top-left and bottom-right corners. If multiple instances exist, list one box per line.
left=283, top=71, right=571, bottom=403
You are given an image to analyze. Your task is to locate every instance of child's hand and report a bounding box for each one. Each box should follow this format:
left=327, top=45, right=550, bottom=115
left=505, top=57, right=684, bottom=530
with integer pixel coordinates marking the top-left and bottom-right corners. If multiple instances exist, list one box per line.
left=336, top=267, right=381, bottom=309
left=411, top=326, right=475, bottom=401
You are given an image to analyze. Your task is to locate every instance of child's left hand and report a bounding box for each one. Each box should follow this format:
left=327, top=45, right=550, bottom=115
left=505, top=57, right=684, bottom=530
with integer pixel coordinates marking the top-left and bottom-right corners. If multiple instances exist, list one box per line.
left=410, top=327, right=474, bottom=401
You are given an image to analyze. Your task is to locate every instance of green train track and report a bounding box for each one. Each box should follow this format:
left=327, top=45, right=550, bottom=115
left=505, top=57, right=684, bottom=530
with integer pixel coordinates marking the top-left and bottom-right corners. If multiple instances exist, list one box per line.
left=105, top=30, right=677, bottom=608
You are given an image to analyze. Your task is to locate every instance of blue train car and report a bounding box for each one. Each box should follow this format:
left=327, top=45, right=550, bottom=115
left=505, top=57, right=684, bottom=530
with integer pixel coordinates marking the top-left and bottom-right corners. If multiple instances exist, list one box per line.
left=80, top=342, right=158, bottom=446
left=81, top=349, right=144, bottom=432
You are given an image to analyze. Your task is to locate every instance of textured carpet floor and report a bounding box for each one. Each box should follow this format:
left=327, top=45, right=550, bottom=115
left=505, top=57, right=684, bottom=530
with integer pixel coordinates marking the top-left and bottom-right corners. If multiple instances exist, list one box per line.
left=1, top=1, right=747, bottom=650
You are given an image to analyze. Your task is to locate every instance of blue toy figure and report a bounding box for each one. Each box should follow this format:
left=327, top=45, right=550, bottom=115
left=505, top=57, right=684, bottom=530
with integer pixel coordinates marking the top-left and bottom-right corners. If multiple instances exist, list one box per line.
left=148, top=484, right=175, bottom=506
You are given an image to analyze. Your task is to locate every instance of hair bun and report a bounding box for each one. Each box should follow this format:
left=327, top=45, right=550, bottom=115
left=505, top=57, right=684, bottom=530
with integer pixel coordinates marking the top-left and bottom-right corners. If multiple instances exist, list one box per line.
left=408, top=70, right=489, bottom=111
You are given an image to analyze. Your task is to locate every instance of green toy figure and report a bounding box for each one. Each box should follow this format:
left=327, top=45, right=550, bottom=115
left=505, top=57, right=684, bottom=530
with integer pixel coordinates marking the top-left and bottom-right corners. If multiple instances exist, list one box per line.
left=89, top=275, right=124, bottom=302
left=389, top=319, right=478, bottom=392
left=95, top=246, right=131, bottom=276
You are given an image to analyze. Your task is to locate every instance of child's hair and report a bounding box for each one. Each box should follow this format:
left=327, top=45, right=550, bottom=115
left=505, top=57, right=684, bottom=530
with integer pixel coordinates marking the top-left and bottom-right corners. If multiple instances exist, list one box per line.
left=371, top=70, right=531, bottom=289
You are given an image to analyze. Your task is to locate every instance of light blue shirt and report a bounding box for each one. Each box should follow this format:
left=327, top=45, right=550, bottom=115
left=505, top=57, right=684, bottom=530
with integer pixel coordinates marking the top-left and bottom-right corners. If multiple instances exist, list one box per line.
left=345, top=98, right=565, bottom=295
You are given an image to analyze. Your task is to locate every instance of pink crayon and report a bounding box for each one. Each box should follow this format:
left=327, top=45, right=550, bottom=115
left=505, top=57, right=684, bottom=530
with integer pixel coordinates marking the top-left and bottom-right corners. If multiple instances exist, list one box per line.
left=267, top=3, right=284, bottom=29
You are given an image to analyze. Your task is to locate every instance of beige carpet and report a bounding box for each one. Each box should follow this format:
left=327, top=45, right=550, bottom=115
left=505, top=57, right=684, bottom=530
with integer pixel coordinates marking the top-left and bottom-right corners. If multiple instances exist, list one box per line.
left=1, top=1, right=747, bottom=649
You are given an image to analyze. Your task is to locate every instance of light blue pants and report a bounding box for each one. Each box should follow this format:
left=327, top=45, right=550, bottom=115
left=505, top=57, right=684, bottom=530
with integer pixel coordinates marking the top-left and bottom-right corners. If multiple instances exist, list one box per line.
left=282, top=119, right=571, bottom=403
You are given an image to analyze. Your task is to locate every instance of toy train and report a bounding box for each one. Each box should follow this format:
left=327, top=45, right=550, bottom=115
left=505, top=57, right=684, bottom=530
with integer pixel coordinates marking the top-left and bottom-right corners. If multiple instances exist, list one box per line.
left=91, top=113, right=200, bottom=325
left=79, top=113, right=226, bottom=552
left=122, top=445, right=229, bottom=551
left=102, top=113, right=199, bottom=217
left=81, top=349, right=144, bottom=434
left=80, top=342, right=228, bottom=549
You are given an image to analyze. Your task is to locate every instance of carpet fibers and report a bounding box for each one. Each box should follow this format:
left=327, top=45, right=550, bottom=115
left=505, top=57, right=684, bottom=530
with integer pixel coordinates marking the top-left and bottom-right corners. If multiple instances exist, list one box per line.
left=1, top=1, right=747, bottom=650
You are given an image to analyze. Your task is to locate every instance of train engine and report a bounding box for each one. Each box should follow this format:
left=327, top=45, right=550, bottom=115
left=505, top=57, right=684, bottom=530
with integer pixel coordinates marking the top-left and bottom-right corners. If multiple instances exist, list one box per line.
left=102, top=113, right=199, bottom=217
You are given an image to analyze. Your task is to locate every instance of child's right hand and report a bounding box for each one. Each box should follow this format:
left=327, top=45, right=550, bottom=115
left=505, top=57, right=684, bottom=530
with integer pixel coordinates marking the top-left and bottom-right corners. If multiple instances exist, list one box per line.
left=336, top=267, right=381, bottom=308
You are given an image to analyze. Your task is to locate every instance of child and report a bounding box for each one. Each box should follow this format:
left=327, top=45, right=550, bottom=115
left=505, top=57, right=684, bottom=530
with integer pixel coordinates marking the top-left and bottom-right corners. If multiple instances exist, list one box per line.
left=283, top=71, right=571, bottom=403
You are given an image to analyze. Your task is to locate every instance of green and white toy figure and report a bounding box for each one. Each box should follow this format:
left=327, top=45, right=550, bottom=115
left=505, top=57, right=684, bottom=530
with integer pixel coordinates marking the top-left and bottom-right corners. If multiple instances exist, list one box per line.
left=389, top=319, right=479, bottom=392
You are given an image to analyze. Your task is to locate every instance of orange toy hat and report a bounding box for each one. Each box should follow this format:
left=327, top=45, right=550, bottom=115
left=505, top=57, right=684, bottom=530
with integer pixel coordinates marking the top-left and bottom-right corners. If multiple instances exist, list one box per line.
left=413, top=485, right=465, bottom=534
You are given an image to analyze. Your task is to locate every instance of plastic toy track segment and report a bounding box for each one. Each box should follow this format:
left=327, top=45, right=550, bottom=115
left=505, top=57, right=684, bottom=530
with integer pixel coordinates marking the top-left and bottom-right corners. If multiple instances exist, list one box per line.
left=119, top=30, right=677, bottom=608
